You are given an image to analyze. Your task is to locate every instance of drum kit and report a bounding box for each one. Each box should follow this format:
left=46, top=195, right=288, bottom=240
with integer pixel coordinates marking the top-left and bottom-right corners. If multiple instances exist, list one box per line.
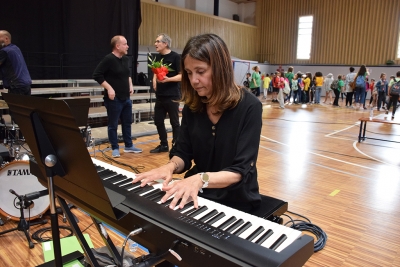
left=0, top=118, right=50, bottom=247
left=0, top=115, right=94, bottom=248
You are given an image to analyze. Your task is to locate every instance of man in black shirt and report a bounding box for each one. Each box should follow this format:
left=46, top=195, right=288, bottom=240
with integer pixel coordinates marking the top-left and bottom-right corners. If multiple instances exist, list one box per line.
left=93, top=35, right=142, bottom=157
left=150, top=33, right=181, bottom=153
left=0, top=30, right=31, bottom=95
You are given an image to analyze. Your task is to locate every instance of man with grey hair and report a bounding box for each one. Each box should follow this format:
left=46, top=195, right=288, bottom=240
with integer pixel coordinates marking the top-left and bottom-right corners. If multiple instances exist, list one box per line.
left=0, top=30, right=31, bottom=95
left=150, top=33, right=181, bottom=153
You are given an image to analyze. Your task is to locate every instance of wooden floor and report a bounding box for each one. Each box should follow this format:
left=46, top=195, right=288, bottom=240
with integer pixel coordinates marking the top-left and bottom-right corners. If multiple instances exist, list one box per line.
left=1, top=97, right=400, bottom=266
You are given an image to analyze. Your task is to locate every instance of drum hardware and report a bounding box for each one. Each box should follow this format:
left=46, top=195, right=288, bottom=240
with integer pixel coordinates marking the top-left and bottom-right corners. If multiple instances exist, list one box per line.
left=0, top=189, right=48, bottom=249
left=0, top=217, right=4, bottom=226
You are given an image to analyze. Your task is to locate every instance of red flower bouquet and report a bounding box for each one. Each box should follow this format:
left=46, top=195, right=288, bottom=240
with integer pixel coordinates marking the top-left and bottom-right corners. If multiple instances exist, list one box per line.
left=148, top=54, right=174, bottom=81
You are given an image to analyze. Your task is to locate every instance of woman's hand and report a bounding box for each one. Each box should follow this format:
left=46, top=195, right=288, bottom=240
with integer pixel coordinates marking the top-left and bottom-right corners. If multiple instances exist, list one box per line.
left=161, top=174, right=203, bottom=210
left=132, top=164, right=174, bottom=187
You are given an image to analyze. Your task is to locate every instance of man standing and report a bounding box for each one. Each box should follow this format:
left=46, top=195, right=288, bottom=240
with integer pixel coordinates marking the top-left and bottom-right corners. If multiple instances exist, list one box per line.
left=0, top=30, right=31, bottom=95
left=93, top=35, right=142, bottom=157
left=150, top=33, right=181, bottom=153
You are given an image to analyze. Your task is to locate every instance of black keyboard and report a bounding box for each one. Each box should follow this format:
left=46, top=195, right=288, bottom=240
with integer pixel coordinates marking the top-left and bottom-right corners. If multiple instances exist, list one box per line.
left=92, top=158, right=314, bottom=267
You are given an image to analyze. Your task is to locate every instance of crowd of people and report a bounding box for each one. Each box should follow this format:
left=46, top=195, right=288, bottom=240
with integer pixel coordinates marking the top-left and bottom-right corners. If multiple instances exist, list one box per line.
left=244, top=66, right=400, bottom=119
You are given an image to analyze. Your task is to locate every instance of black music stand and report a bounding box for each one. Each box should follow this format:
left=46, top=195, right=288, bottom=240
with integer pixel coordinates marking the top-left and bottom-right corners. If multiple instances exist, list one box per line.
left=2, top=93, right=124, bottom=267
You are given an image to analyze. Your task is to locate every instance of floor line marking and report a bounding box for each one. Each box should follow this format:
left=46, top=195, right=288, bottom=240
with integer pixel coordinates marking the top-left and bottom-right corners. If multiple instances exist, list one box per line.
left=258, top=145, right=376, bottom=180
left=260, top=135, right=378, bottom=171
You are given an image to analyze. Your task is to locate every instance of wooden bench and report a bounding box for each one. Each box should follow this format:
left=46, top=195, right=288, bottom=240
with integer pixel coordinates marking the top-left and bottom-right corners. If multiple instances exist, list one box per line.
left=54, top=93, right=155, bottom=103
left=358, top=117, right=400, bottom=143
left=88, top=103, right=152, bottom=122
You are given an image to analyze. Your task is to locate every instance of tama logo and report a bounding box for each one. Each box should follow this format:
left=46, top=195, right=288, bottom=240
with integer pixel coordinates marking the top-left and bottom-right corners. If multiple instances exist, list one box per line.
left=7, top=169, right=31, bottom=176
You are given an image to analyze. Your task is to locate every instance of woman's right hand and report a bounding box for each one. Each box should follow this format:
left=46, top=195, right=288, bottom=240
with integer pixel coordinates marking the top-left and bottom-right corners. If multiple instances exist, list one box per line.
left=132, top=164, right=174, bottom=187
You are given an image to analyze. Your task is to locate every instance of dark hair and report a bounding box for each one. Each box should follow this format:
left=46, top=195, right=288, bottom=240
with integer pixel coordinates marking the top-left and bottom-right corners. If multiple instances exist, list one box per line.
left=306, top=72, right=312, bottom=80
left=315, top=71, right=323, bottom=77
left=266, top=73, right=269, bottom=77
left=288, top=66, right=294, bottom=73
left=338, top=75, right=342, bottom=80
left=350, top=67, right=355, bottom=72
left=397, top=71, right=400, bottom=77
left=180, top=33, right=241, bottom=114
left=356, top=65, right=367, bottom=77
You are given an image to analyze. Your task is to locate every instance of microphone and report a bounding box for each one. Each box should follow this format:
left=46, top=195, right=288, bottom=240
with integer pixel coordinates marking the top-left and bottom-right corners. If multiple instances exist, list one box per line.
left=24, top=189, right=49, bottom=201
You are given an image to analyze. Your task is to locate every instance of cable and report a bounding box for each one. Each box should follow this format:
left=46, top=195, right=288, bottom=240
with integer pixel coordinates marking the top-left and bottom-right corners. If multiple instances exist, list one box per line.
left=31, top=225, right=74, bottom=243
left=81, top=222, right=94, bottom=233
left=95, top=146, right=145, bottom=174
left=282, top=211, right=327, bottom=252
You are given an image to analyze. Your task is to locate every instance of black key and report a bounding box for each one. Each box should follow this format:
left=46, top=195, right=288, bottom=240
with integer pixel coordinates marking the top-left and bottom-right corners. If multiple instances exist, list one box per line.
left=255, top=229, right=273, bottom=245
left=225, top=219, right=244, bottom=233
left=246, top=226, right=265, bottom=241
left=269, top=234, right=287, bottom=251
left=149, top=191, right=167, bottom=202
left=131, top=185, right=153, bottom=194
left=143, top=189, right=162, bottom=199
left=94, top=165, right=105, bottom=172
left=162, top=198, right=174, bottom=206
left=105, top=174, right=127, bottom=183
left=98, top=170, right=117, bottom=179
left=179, top=202, right=194, bottom=213
left=187, top=206, right=208, bottom=218
left=198, top=209, right=218, bottom=222
left=206, top=212, right=226, bottom=225
left=120, top=182, right=142, bottom=190
left=233, top=222, right=252, bottom=236
left=218, top=216, right=237, bottom=230
left=114, top=178, right=133, bottom=185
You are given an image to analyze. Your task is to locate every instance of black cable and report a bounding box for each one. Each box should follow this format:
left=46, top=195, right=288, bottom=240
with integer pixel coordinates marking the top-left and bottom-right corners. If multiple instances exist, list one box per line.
left=31, top=225, right=74, bottom=243
left=282, top=211, right=327, bottom=252
left=96, top=146, right=145, bottom=174
left=81, top=222, right=94, bottom=233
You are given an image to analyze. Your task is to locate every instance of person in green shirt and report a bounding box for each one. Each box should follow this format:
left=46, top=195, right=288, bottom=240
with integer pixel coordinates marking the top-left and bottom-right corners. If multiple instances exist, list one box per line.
left=386, top=70, right=400, bottom=119
left=285, top=66, right=294, bottom=103
left=333, top=75, right=345, bottom=106
left=250, top=66, right=261, bottom=97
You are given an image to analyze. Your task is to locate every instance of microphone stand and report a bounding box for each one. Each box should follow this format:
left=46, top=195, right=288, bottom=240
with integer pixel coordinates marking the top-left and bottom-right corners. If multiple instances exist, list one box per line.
left=0, top=189, right=47, bottom=248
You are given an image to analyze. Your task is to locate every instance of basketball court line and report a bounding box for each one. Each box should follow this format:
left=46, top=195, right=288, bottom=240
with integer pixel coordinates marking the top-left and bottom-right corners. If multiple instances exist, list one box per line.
left=260, top=135, right=378, bottom=171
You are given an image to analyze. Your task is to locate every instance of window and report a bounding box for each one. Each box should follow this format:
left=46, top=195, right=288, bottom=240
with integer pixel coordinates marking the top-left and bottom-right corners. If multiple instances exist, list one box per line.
left=397, top=27, right=400, bottom=58
left=296, top=16, right=313, bottom=60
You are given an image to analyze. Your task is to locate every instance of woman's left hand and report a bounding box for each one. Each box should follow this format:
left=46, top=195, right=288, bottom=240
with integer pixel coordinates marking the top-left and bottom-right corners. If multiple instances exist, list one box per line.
left=161, top=175, right=203, bottom=210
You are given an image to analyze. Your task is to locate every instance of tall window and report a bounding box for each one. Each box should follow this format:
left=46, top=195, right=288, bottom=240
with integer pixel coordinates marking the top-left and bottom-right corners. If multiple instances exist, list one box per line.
left=397, top=29, right=400, bottom=58
left=297, top=16, right=313, bottom=60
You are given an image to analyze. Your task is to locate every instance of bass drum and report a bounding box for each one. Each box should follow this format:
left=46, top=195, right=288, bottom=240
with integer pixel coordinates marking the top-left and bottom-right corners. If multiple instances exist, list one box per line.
left=0, top=161, right=49, bottom=221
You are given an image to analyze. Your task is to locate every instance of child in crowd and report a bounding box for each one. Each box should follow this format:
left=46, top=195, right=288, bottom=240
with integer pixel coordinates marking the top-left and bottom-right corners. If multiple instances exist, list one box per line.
left=333, top=75, right=344, bottom=106
left=314, top=72, right=324, bottom=104
left=263, top=73, right=271, bottom=100
left=291, top=74, right=299, bottom=104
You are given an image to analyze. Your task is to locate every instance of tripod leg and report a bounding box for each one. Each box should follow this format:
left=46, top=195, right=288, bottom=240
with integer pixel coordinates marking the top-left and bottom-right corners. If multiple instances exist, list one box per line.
left=0, top=227, right=19, bottom=236
left=22, top=226, right=34, bottom=249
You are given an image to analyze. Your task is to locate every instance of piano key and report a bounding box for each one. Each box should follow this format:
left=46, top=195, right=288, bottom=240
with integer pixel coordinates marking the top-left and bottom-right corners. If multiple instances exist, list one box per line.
left=232, top=221, right=252, bottom=236
left=133, top=185, right=154, bottom=195
left=197, top=209, right=218, bottom=222
left=149, top=191, right=167, bottom=202
left=260, top=224, right=288, bottom=249
left=225, top=219, right=244, bottom=233
left=94, top=165, right=105, bottom=172
left=179, top=202, right=194, bottom=213
left=98, top=170, right=118, bottom=179
left=205, top=212, right=226, bottom=225
left=143, top=189, right=163, bottom=199
left=274, top=228, right=302, bottom=252
left=217, top=216, right=237, bottom=230
left=246, top=226, right=265, bottom=242
left=143, top=189, right=162, bottom=199
left=187, top=206, right=208, bottom=218
left=269, top=234, right=287, bottom=251
left=114, top=178, right=133, bottom=185
left=105, top=174, right=127, bottom=183
left=255, top=229, right=273, bottom=245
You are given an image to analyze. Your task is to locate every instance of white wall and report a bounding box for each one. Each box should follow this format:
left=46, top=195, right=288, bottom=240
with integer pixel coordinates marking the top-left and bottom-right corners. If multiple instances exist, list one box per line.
left=155, top=0, right=255, bottom=24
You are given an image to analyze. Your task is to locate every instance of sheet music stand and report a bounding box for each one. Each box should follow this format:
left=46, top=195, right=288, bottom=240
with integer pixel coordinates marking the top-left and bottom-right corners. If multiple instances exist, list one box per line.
left=2, top=93, right=125, bottom=267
